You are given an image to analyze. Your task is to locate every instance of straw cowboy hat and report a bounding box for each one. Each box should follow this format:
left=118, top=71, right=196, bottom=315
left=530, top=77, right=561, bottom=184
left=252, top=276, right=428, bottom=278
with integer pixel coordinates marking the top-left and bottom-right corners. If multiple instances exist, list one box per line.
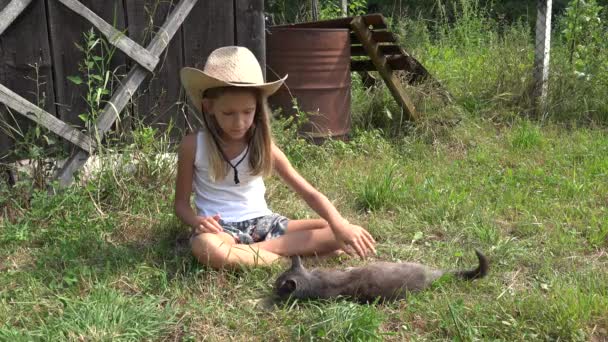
left=180, top=46, right=287, bottom=110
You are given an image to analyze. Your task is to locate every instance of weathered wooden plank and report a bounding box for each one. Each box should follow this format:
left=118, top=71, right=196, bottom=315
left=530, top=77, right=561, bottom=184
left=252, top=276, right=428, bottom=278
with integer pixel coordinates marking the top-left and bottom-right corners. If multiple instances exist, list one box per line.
left=394, top=50, right=434, bottom=85
left=0, top=0, right=33, bottom=36
left=351, top=44, right=402, bottom=56
left=0, top=84, right=95, bottom=151
left=351, top=59, right=373, bottom=71
left=126, top=0, right=185, bottom=134
left=351, top=55, right=413, bottom=72
left=235, top=0, right=265, bottom=76
left=147, top=0, right=198, bottom=57
left=55, top=66, right=149, bottom=186
left=183, top=0, right=233, bottom=69
left=351, top=17, right=417, bottom=121
left=96, top=0, right=197, bottom=134
left=46, top=0, right=127, bottom=128
left=57, top=0, right=158, bottom=72
left=182, top=0, right=233, bottom=125
left=350, top=30, right=395, bottom=44
left=56, top=0, right=199, bottom=186
left=356, top=70, right=377, bottom=89
left=351, top=55, right=431, bottom=83
left=0, top=0, right=57, bottom=162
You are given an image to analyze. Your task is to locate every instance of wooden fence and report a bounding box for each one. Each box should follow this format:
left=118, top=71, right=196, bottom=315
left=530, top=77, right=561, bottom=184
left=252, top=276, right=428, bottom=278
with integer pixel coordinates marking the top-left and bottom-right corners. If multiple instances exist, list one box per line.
left=0, top=0, right=265, bottom=163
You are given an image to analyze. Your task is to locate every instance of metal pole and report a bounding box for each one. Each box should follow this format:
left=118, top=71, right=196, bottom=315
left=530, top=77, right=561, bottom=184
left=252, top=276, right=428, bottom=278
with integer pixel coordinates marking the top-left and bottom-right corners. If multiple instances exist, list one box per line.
left=533, top=0, right=553, bottom=118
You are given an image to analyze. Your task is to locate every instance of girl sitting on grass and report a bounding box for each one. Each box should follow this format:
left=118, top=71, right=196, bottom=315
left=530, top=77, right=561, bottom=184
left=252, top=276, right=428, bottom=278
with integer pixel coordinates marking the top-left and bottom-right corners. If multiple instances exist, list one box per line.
left=175, top=46, right=376, bottom=269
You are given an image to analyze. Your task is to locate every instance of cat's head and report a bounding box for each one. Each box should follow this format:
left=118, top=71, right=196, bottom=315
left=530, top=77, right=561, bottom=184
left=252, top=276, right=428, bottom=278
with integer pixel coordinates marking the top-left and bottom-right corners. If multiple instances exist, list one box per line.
left=274, top=255, right=313, bottom=299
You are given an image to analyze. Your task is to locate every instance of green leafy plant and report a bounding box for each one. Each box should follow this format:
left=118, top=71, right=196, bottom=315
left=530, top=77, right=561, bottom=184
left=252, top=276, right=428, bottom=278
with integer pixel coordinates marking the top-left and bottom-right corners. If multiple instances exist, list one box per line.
left=272, top=98, right=329, bottom=167
left=560, top=0, right=606, bottom=81
left=355, top=162, right=404, bottom=211
left=68, top=28, right=118, bottom=141
left=510, top=120, right=544, bottom=150
left=1, top=60, right=64, bottom=190
left=319, top=0, right=368, bottom=19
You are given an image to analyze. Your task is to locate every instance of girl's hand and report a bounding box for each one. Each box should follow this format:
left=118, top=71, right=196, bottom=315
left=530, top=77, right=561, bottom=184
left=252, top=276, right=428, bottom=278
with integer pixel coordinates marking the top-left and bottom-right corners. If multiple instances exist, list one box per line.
left=332, top=221, right=376, bottom=258
left=192, top=214, right=223, bottom=235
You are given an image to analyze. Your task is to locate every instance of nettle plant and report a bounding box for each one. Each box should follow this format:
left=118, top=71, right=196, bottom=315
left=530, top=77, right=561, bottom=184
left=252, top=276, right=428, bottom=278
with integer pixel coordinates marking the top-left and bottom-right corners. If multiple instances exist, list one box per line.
left=67, top=28, right=118, bottom=141
left=560, top=0, right=607, bottom=82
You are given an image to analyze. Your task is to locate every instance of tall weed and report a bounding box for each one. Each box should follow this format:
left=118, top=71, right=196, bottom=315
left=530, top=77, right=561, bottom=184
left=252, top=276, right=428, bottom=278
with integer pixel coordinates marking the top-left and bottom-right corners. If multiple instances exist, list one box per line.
left=351, top=0, right=608, bottom=132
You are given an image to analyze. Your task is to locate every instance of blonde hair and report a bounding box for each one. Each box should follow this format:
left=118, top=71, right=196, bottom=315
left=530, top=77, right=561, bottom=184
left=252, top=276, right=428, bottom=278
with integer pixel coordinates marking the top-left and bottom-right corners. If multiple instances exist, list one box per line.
left=201, top=87, right=273, bottom=182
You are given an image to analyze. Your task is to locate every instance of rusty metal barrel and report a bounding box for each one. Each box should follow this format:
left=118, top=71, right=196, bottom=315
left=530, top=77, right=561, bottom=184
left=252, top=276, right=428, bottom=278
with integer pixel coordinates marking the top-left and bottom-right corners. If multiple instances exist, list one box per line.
left=266, top=28, right=351, bottom=142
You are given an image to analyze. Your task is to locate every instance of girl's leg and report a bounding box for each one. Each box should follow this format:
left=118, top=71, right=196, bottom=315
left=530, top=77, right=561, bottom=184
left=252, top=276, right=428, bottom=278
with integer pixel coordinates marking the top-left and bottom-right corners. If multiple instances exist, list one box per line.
left=191, top=219, right=343, bottom=268
left=191, top=232, right=284, bottom=269
left=252, top=219, right=342, bottom=257
left=284, top=218, right=329, bottom=232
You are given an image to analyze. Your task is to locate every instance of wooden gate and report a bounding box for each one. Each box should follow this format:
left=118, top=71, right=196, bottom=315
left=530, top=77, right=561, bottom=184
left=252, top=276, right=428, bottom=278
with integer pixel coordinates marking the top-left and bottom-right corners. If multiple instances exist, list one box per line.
left=0, top=0, right=265, bottom=186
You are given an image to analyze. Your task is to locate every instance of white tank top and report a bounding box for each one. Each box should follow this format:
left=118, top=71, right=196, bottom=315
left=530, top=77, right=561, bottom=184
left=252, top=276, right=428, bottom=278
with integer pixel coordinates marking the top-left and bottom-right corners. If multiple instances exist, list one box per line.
left=192, top=131, right=272, bottom=222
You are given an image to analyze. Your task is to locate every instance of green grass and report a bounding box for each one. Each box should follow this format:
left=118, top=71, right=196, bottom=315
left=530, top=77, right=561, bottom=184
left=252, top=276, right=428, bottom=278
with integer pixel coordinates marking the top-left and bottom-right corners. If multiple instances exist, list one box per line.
left=2, top=118, right=607, bottom=341
left=2, top=1, right=608, bottom=340
left=291, top=302, right=386, bottom=341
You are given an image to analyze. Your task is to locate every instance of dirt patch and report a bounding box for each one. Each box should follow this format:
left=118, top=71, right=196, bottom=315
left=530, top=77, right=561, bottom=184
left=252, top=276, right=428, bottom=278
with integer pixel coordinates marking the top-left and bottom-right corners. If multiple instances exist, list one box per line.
left=444, top=139, right=470, bottom=161
left=0, top=247, right=34, bottom=272
left=107, top=212, right=160, bottom=245
left=497, top=268, right=530, bottom=298
left=494, top=219, right=516, bottom=235
left=165, top=317, right=235, bottom=341
left=109, top=275, right=143, bottom=296
left=590, top=320, right=608, bottom=342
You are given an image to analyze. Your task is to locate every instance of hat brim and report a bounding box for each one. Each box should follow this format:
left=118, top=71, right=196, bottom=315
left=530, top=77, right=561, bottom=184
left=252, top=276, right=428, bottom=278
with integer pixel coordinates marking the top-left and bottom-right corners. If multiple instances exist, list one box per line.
left=180, top=67, right=287, bottom=111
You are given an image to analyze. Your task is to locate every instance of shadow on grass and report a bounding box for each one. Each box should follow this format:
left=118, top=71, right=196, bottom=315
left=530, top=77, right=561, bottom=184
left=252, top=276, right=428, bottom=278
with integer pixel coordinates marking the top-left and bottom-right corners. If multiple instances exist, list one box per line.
left=18, top=222, right=207, bottom=291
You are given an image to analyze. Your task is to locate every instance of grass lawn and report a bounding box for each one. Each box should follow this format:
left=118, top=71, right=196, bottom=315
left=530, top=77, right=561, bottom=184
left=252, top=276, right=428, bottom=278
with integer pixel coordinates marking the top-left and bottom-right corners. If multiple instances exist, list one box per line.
left=1, top=117, right=607, bottom=341
left=2, top=1, right=608, bottom=339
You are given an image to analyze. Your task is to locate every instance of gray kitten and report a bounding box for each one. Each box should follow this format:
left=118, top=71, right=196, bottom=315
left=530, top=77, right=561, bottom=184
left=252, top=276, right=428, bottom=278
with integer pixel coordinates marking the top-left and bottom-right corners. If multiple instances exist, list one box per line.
left=274, top=250, right=488, bottom=303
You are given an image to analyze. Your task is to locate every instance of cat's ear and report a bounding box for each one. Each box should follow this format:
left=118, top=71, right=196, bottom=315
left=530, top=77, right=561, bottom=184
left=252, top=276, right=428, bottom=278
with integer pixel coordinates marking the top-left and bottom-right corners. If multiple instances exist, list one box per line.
left=291, top=255, right=303, bottom=270
left=280, top=279, right=297, bottom=293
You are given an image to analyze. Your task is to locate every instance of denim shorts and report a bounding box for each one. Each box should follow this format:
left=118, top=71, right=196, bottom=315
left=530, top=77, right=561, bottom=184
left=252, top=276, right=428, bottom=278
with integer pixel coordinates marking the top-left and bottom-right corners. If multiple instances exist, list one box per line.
left=192, top=213, right=289, bottom=245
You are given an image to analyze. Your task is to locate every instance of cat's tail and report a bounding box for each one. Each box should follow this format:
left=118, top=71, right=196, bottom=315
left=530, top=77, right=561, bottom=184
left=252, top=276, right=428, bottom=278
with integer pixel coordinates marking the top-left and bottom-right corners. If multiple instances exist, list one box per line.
left=453, top=249, right=489, bottom=280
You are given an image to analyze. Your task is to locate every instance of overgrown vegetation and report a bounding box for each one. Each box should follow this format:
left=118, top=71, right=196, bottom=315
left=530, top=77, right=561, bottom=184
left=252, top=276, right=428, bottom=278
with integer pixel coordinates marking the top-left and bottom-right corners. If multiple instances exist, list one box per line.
left=350, top=0, right=608, bottom=133
left=0, top=60, right=65, bottom=189
left=1, top=0, right=607, bottom=340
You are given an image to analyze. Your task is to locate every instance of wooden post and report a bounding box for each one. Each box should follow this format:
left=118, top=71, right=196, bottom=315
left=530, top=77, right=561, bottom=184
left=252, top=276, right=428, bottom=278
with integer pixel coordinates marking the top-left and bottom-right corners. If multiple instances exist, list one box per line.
left=533, top=0, right=552, bottom=118
left=311, top=0, right=318, bottom=21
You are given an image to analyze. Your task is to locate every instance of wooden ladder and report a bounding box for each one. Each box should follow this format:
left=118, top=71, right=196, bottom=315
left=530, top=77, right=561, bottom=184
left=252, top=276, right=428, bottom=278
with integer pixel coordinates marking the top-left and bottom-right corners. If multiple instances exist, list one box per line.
left=271, top=14, right=446, bottom=122
left=350, top=16, right=417, bottom=121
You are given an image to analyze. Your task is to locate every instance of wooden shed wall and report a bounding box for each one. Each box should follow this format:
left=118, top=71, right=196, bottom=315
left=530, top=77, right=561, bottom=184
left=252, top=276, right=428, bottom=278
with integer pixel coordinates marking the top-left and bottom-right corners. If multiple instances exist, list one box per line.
left=0, top=0, right=265, bottom=162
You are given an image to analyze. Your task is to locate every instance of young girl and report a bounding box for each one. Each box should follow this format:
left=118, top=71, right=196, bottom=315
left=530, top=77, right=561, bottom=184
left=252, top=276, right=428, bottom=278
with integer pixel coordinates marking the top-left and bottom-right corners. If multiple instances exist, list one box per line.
left=175, top=46, right=376, bottom=269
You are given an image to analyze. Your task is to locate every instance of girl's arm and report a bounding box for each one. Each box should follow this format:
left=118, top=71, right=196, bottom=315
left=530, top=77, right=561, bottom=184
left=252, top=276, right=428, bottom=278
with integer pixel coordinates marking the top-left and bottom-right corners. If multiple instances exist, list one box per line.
left=271, top=143, right=376, bottom=257
left=174, top=134, right=222, bottom=233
